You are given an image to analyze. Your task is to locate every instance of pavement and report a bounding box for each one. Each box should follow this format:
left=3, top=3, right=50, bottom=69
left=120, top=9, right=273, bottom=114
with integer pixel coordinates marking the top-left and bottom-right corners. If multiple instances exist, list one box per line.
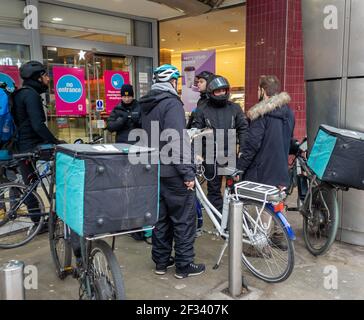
left=1, top=194, right=364, bottom=300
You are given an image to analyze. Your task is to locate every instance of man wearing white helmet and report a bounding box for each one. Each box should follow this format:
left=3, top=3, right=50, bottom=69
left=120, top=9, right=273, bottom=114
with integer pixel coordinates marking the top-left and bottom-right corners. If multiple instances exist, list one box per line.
left=139, top=64, right=205, bottom=279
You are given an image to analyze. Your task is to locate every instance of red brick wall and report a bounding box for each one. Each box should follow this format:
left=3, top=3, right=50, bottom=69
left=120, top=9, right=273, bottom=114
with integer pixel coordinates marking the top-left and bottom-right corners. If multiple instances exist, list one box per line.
left=245, top=0, right=306, bottom=140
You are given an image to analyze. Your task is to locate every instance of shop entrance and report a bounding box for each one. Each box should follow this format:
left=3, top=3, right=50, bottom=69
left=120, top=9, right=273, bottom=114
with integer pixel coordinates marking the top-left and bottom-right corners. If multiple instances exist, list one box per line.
left=43, top=46, right=133, bottom=143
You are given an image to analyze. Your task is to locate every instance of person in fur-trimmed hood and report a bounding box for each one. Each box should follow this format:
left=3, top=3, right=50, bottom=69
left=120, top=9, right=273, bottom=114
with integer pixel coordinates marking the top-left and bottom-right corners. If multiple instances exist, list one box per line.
left=238, top=75, right=295, bottom=187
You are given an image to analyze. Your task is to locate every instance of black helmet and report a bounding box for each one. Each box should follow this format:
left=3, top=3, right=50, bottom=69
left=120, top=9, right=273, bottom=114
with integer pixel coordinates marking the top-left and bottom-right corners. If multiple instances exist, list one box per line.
left=20, top=61, right=47, bottom=80
left=206, top=75, right=230, bottom=103
left=196, top=71, right=214, bottom=81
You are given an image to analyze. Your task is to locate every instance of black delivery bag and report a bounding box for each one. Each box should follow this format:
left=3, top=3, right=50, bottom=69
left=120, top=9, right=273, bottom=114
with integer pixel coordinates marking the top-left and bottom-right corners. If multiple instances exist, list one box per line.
left=307, top=125, right=364, bottom=190
left=55, top=143, right=160, bottom=237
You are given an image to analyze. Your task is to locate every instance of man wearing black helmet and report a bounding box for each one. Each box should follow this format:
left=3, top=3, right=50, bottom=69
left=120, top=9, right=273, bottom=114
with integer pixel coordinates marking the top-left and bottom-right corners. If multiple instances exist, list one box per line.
left=192, top=75, right=248, bottom=217
left=13, top=60, right=61, bottom=152
left=186, top=71, right=214, bottom=129
left=12, top=61, right=62, bottom=228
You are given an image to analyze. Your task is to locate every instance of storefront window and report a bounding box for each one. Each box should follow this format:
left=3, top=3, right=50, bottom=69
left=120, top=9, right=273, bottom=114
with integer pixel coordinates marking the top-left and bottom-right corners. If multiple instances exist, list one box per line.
left=39, top=3, right=132, bottom=46
left=42, top=46, right=134, bottom=143
left=0, top=43, right=30, bottom=68
left=0, top=0, right=25, bottom=28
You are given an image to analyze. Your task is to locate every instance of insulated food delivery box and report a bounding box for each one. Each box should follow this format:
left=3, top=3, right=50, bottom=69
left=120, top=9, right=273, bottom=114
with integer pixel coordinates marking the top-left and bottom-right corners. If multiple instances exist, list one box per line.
left=56, top=144, right=159, bottom=237
left=307, top=125, right=364, bottom=190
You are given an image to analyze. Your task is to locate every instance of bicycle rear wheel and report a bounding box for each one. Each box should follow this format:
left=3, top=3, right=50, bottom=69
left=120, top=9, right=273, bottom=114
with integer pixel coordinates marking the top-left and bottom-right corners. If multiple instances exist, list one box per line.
left=48, top=209, right=72, bottom=279
left=87, top=240, right=125, bottom=300
left=241, top=200, right=295, bottom=283
left=303, top=183, right=339, bottom=256
left=0, top=183, right=45, bottom=249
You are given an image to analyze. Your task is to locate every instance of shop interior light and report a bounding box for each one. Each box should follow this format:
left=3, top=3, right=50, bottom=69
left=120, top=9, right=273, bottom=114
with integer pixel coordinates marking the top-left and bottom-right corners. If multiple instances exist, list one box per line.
left=161, top=39, right=166, bottom=42
left=230, top=29, right=239, bottom=33
left=78, top=50, right=86, bottom=60
left=52, top=17, right=63, bottom=22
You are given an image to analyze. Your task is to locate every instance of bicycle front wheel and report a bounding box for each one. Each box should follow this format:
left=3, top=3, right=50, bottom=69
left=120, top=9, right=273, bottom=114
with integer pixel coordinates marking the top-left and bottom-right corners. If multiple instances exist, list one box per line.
left=303, top=183, right=339, bottom=256
left=0, top=183, right=45, bottom=249
left=48, top=209, right=72, bottom=279
left=241, top=200, right=295, bottom=283
left=88, top=240, right=125, bottom=300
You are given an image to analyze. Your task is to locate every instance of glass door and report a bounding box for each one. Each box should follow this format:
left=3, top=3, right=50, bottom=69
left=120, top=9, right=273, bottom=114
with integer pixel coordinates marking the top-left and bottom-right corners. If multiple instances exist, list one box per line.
left=42, top=46, right=133, bottom=143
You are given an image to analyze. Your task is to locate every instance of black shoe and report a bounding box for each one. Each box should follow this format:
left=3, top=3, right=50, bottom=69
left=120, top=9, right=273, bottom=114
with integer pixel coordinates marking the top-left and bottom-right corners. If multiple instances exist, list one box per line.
left=155, top=257, right=175, bottom=275
left=175, top=263, right=205, bottom=279
left=270, top=234, right=288, bottom=251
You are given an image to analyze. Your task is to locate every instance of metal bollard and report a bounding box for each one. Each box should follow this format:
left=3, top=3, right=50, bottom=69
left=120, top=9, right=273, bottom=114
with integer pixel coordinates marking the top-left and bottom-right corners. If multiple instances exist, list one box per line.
left=0, top=260, right=25, bottom=300
left=229, top=200, right=243, bottom=298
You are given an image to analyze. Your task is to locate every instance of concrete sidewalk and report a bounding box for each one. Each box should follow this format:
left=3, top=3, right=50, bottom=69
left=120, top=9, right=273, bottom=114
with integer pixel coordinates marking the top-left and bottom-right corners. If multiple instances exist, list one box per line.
left=1, top=196, right=363, bottom=300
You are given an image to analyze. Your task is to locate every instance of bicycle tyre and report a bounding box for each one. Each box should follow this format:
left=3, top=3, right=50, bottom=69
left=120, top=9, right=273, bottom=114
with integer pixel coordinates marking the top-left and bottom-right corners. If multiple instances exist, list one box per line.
left=303, top=183, right=339, bottom=256
left=241, top=200, right=295, bottom=283
left=48, top=209, right=72, bottom=279
left=88, top=240, right=125, bottom=300
left=0, top=182, right=45, bottom=249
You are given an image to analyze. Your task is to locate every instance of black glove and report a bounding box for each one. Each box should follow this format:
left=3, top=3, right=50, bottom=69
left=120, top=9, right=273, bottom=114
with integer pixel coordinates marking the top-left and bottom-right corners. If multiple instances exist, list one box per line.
left=130, top=111, right=140, bottom=123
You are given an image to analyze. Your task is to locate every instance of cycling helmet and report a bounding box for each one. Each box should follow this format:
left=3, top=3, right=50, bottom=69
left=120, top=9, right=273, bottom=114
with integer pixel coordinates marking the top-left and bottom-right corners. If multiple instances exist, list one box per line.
left=206, top=75, right=230, bottom=103
left=153, top=64, right=180, bottom=83
left=20, top=61, right=47, bottom=80
left=196, top=71, right=214, bottom=81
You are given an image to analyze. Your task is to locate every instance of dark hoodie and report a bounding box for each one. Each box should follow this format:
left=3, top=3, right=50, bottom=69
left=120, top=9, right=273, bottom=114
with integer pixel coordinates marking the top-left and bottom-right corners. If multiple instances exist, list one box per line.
left=12, top=78, right=59, bottom=152
left=106, top=99, right=141, bottom=143
left=238, top=92, right=295, bottom=187
left=139, top=83, right=195, bottom=181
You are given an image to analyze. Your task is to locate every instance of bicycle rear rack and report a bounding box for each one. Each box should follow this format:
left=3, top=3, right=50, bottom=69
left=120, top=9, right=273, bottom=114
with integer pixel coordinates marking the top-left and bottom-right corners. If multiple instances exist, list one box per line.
left=234, top=181, right=285, bottom=204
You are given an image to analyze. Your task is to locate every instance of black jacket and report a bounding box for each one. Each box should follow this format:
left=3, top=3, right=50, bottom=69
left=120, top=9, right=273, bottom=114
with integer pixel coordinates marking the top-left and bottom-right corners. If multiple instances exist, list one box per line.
left=12, top=79, right=59, bottom=152
left=106, top=100, right=141, bottom=143
left=186, top=92, right=209, bottom=129
left=139, top=87, right=195, bottom=181
left=191, top=99, right=248, bottom=155
left=238, top=92, right=295, bottom=187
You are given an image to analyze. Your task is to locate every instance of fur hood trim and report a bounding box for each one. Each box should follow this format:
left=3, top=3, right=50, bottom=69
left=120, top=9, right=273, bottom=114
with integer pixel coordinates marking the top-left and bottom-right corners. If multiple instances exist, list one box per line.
left=247, top=92, right=291, bottom=121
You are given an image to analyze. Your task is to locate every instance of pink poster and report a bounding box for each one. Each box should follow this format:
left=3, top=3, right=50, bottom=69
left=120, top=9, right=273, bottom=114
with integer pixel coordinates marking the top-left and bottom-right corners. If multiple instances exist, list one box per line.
left=104, top=70, right=130, bottom=114
left=0, top=66, right=21, bottom=91
left=53, top=67, right=86, bottom=116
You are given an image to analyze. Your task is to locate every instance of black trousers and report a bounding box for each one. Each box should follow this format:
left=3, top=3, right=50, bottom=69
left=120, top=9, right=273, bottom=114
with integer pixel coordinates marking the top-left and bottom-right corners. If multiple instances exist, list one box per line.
left=204, top=164, right=223, bottom=214
left=152, top=176, right=196, bottom=269
left=18, top=160, right=41, bottom=222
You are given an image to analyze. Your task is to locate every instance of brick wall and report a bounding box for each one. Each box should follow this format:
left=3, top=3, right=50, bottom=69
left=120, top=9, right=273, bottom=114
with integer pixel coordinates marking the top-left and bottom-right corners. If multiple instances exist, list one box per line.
left=245, top=0, right=306, bottom=140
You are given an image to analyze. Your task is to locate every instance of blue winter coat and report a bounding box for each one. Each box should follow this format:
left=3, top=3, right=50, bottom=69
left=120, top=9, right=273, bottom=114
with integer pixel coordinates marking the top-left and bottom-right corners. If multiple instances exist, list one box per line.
left=238, top=92, right=295, bottom=187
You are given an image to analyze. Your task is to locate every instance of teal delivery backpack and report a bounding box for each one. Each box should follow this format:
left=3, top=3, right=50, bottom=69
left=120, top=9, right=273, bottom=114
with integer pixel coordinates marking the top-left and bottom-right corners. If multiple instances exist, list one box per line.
left=308, top=125, right=364, bottom=190
left=55, top=144, right=160, bottom=237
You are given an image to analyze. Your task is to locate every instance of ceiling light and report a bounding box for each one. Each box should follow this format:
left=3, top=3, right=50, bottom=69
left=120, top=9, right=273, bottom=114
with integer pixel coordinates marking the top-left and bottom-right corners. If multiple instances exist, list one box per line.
left=230, top=29, right=239, bottom=33
left=52, top=17, right=63, bottom=22
left=161, top=39, right=166, bottom=42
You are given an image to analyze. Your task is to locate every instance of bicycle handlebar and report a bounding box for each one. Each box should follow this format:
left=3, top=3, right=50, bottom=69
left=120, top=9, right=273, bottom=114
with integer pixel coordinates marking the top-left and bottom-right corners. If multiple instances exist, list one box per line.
left=12, top=152, right=34, bottom=160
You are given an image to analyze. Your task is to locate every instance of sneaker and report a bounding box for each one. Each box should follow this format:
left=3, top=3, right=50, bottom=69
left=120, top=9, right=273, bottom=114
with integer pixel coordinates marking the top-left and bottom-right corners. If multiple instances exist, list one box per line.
left=243, top=245, right=272, bottom=258
left=155, top=257, right=175, bottom=275
left=195, top=228, right=203, bottom=238
left=270, top=234, right=288, bottom=251
left=175, top=262, right=205, bottom=279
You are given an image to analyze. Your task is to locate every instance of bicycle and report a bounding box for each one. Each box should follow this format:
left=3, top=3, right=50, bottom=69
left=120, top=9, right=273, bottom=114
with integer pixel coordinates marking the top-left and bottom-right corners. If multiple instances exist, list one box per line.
left=48, top=211, right=126, bottom=300
left=48, top=137, right=126, bottom=300
left=0, top=145, right=54, bottom=249
left=189, top=129, right=296, bottom=283
left=287, top=137, right=345, bottom=256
